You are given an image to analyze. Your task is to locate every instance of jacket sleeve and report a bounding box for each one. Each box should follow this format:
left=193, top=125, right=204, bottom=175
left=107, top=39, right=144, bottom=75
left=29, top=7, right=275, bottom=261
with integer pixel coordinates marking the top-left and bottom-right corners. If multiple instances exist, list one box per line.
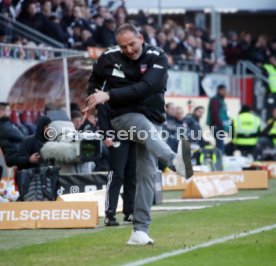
left=108, top=53, right=169, bottom=104
left=87, top=54, right=106, bottom=96
left=16, top=140, right=32, bottom=169
left=262, top=119, right=275, bottom=135
left=97, top=104, right=113, bottom=139
left=0, top=123, right=24, bottom=142
left=87, top=54, right=112, bottom=137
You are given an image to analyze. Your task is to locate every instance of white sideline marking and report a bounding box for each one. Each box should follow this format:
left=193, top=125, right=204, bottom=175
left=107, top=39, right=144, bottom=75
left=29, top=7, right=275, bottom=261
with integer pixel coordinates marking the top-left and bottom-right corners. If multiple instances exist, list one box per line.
left=123, top=224, right=276, bottom=266
left=151, top=206, right=210, bottom=211
left=163, top=196, right=260, bottom=203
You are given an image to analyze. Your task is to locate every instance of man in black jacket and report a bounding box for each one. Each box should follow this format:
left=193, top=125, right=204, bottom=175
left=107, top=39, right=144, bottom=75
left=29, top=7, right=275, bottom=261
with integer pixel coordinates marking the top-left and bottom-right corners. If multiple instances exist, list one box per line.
left=85, top=24, right=193, bottom=245
left=18, top=116, right=51, bottom=169
left=0, top=102, right=25, bottom=168
left=184, top=106, right=209, bottom=148
left=98, top=104, right=136, bottom=227
left=0, top=103, right=51, bottom=170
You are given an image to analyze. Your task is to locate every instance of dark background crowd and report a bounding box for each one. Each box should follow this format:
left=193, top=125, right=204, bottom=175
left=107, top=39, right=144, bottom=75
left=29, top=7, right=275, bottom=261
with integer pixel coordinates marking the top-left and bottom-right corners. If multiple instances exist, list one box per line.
left=0, top=0, right=275, bottom=71
left=0, top=1, right=276, bottom=173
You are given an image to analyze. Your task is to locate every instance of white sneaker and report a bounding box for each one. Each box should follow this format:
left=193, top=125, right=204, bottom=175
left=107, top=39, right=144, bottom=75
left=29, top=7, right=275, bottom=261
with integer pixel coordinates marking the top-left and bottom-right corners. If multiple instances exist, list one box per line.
left=0, top=195, right=9, bottom=203
left=173, top=139, right=194, bottom=179
left=127, top=231, right=154, bottom=245
left=173, top=141, right=186, bottom=177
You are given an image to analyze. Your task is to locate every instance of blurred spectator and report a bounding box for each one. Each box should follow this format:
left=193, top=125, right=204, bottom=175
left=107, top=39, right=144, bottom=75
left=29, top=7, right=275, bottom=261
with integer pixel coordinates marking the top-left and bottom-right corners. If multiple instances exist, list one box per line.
left=0, top=0, right=12, bottom=14
left=0, top=0, right=274, bottom=73
left=175, top=106, right=185, bottom=125
left=51, top=0, right=64, bottom=19
left=249, top=34, right=270, bottom=67
left=164, top=102, right=176, bottom=126
left=0, top=28, right=8, bottom=43
left=97, top=5, right=109, bottom=19
left=184, top=106, right=209, bottom=147
left=17, top=1, right=40, bottom=29
left=185, top=35, right=196, bottom=61
left=194, top=37, right=203, bottom=65
left=175, top=27, right=185, bottom=44
left=239, top=31, right=252, bottom=60
left=142, top=24, right=157, bottom=46
left=24, top=41, right=38, bottom=60
left=263, top=55, right=276, bottom=93
left=0, top=102, right=24, bottom=167
left=114, top=5, right=127, bottom=26
left=71, top=110, right=83, bottom=130
left=37, top=43, right=54, bottom=60
left=156, top=30, right=169, bottom=51
left=269, top=38, right=276, bottom=57
left=10, top=35, right=25, bottom=59
left=81, top=29, right=97, bottom=49
left=207, top=84, right=230, bottom=154
left=89, top=0, right=100, bottom=16
left=263, top=54, right=276, bottom=119
left=18, top=116, right=51, bottom=169
left=98, top=17, right=117, bottom=47
left=47, top=15, right=70, bottom=44
left=136, top=10, right=147, bottom=26
left=262, top=107, right=276, bottom=147
left=223, top=30, right=242, bottom=65
left=202, top=38, right=215, bottom=72
left=90, top=13, right=105, bottom=43
left=69, top=20, right=84, bottom=49
left=17, top=0, right=68, bottom=45
left=231, top=105, right=261, bottom=159
left=174, top=31, right=188, bottom=61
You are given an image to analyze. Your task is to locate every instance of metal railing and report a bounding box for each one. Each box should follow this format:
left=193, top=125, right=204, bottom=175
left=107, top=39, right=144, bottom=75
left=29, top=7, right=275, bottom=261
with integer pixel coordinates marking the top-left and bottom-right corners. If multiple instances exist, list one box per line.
left=236, top=60, right=268, bottom=92
left=0, top=13, right=64, bottom=48
left=0, top=42, right=86, bottom=61
left=171, top=57, right=204, bottom=72
left=236, top=60, right=269, bottom=119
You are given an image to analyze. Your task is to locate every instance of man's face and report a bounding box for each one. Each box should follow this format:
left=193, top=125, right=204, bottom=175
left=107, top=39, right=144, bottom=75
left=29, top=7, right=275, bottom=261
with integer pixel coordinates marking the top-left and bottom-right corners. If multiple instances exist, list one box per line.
left=270, top=56, right=276, bottom=66
left=166, top=104, right=176, bottom=117
left=72, top=117, right=82, bottom=130
left=117, top=31, right=144, bottom=60
left=218, top=88, right=227, bottom=98
left=195, top=108, right=204, bottom=119
left=272, top=108, right=276, bottom=119
left=0, top=106, right=11, bottom=118
left=175, top=107, right=184, bottom=120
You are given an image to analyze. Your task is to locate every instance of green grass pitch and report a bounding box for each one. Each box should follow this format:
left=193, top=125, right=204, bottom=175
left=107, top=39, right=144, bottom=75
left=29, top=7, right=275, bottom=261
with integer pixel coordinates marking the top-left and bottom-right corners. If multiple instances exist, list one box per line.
left=0, top=179, right=276, bottom=266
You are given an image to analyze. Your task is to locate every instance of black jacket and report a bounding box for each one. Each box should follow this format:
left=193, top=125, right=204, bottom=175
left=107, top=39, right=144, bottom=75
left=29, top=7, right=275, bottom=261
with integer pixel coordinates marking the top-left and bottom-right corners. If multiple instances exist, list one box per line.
left=184, top=114, right=209, bottom=147
left=18, top=116, right=51, bottom=169
left=88, top=43, right=169, bottom=126
left=0, top=117, right=26, bottom=167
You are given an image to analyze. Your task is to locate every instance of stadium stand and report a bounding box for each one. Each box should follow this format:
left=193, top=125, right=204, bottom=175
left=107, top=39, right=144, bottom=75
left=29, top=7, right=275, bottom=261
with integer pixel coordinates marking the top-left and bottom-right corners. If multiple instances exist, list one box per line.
left=0, top=0, right=275, bottom=202
left=0, top=0, right=274, bottom=71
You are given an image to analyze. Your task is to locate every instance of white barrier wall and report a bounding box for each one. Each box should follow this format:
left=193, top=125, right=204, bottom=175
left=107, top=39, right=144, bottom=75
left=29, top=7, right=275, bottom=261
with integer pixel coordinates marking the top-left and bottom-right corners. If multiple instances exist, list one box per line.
left=124, top=0, right=276, bottom=11
left=167, top=70, right=199, bottom=96
left=0, top=59, right=38, bottom=101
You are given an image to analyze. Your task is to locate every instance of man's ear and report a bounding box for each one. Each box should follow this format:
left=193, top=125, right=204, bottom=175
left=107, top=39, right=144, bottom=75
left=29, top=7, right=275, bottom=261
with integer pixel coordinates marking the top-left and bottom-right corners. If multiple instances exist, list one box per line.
left=138, top=33, right=144, bottom=43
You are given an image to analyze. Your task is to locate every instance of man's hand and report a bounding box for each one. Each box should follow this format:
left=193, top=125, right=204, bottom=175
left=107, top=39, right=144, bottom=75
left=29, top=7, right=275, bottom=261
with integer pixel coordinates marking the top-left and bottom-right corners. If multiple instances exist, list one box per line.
left=83, top=89, right=110, bottom=112
left=103, top=138, right=114, bottom=147
left=29, top=153, right=40, bottom=164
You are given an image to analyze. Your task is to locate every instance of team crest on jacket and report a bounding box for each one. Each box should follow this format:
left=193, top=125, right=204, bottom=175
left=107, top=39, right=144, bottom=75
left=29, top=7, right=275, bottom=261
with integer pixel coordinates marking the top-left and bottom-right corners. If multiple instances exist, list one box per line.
left=140, top=64, right=147, bottom=74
